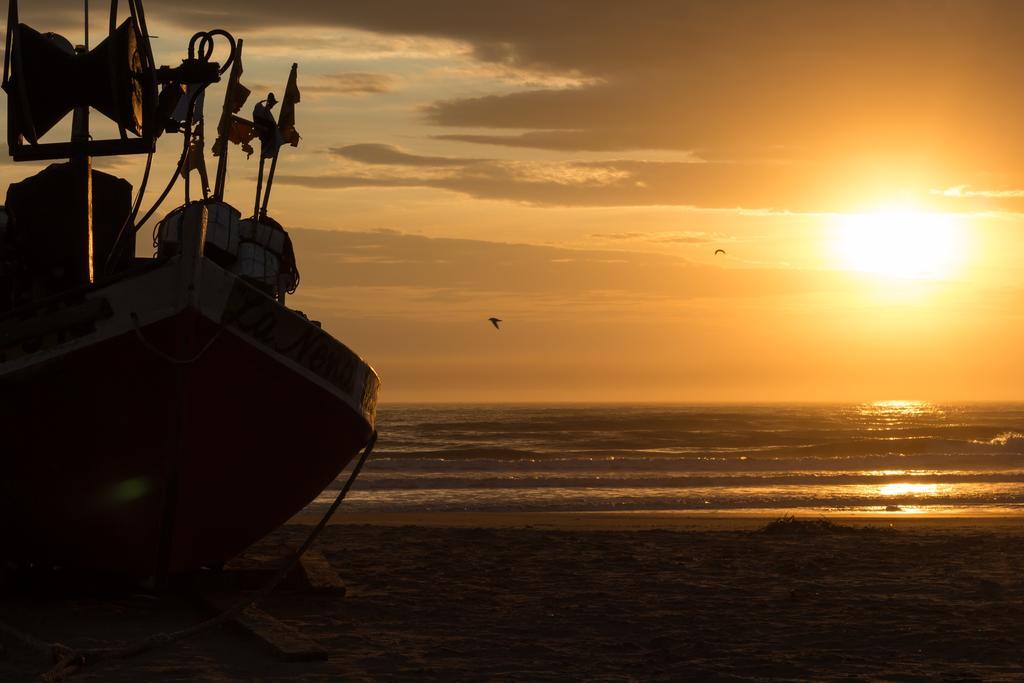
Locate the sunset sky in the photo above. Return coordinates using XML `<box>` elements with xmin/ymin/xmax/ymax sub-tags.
<box><xmin>6</xmin><ymin>0</ymin><xmax>1024</xmax><ymax>402</ymax></box>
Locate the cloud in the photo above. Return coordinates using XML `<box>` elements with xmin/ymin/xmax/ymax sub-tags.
<box><xmin>654</xmin><ymin>232</ymin><xmax>722</xmax><ymax>244</ymax></box>
<box><xmin>590</xmin><ymin>232</ymin><xmax>647</xmax><ymax>241</ymax></box>
<box><xmin>432</xmin><ymin>131</ymin><xmax>637</xmax><ymax>153</ymax></box>
<box><xmin>331</xmin><ymin>143</ymin><xmax>481</xmax><ymax>167</ymax></box>
<box><xmin>249</xmin><ymin>73</ymin><xmax>396</xmax><ymax>99</ymax></box>
<box><xmin>931</xmin><ymin>186</ymin><xmax>1024</xmax><ymax>199</ymax></box>
<box><xmin>305</xmin><ymin>73</ymin><xmax>397</xmax><ymax>95</ymax></box>
<box><xmin>279</xmin><ymin>144</ymin><xmax>1007</xmax><ymax>212</ymax></box>
<box><xmin>591</xmin><ymin>231</ymin><xmax>721</xmax><ymax>245</ymax></box>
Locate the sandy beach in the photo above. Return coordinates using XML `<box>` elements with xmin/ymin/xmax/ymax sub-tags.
<box><xmin>1</xmin><ymin>513</ymin><xmax>1023</xmax><ymax>681</ymax></box>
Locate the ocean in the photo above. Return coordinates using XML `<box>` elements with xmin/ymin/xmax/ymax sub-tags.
<box><xmin>314</xmin><ymin>401</ymin><xmax>1024</xmax><ymax>516</ymax></box>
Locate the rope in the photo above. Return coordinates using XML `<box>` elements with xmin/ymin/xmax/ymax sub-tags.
<box><xmin>1</xmin><ymin>431</ymin><xmax>378</xmax><ymax>682</ymax></box>
<box><xmin>129</xmin><ymin>312</ymin><xmax>223</xmax><ymax>365</ymax></box>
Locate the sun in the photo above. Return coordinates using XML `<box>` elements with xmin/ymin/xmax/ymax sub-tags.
<box><xmin>833</xmin><ymin>207</ymin><xmax>964</xmax><ymax>279</ymax></box>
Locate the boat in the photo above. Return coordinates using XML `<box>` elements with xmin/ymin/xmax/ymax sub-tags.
<box><xmin>0</xmin><ymin>0</ymin><xmax>380</xmax><ymax>578</ymax></box>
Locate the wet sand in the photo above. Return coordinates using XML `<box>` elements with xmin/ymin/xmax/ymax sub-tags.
<box><xmin>2</xmin><ymin>513</ymin><xmax>1024</xmax><ymax>681</ymax></box>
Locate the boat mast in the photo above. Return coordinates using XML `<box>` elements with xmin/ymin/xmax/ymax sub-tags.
<box><xmin>253</xmin><ymin>142</ymin><xmax>266</xmax><ymax>218</ymax></box>
<box><xmin>259</xmin><ymin>149</ymin><xmax>278</xmax><ymax>219</ymax></box>
<box><xmin>73</xmin><ymin>0</ymin><xmax>94</xmax><ymax>283</ymax></box>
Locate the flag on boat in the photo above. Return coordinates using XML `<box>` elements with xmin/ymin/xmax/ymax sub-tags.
<box><xmin>226</xmin><ymin>115</ymin><xmax>257</xmax><ymax>158</ymax></box>
<box><xmin>213</xmin><ymin>38</ymin><xmax>253</xmax><ymax>158</ymax></box>
<box><xmin>278</xmin><ymin>63</ymin><xmax>300</xmax><ymax>148</ymax></box>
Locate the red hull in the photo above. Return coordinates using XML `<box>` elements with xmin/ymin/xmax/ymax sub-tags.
<box><xmin>0</xmin><ymin>260</ymin><xmax>378</xmax><ymax>576</ymax></box>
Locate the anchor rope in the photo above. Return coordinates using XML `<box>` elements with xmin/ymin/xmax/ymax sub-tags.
<box><xmin>0</xmin><ymin>431</ymin><xmax>378</xmax><ymax>682</ymax></box>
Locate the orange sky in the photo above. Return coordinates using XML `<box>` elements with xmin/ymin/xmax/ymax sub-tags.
<box><xmin>5</xmin><ymin>1</ymin><xmax>1024</xmax><ymax>402</ymax></box>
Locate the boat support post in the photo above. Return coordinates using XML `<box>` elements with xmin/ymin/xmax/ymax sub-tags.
<box><xmin>70</xmin><ymin>45</ymin><xmax>94</xmax><ymax>284</ymax></box>
<box><xmin>154</xmin><ymin>202</ymin><xmax>208</xmax><ymax>583</ymax></box>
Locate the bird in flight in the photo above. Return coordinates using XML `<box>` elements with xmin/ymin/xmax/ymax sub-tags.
<box><xmin>488</xmin><ymin>317</ymin><xmax>502</xmax><ymax>330</ymax></box>
<box><xmin>714</xmin><ymin>249</ymin><xmax>726</xmax><ymax>256</ymax></box>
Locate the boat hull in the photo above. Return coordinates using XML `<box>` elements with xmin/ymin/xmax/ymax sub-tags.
<box><xmin>0</xmin><ymin>242</ymin><xmax>379</xmax><ymax>576</ymax></box>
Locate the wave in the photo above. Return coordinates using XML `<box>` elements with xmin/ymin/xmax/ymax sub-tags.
<box><xmin>973</xmin><ymin>431</ymin><xmax>1024</xmax><ymax>446</ymax></box>
<box><xmin>364</xmin><ymin>449</ymin><xmax>1024</xmax><ymax>474</ymax></box>
<box><xmin>315</xmin><ymin>487</ymin><xmax>1024</xmax><ymax>513</ymax></box>
<box><xmin>342</xmin><ymin>471</ymin><xmax>1024</xmax><ymax>491</ymax></box>
<box><xmin>338</xmin><ymin>403</ymin><xmax>1024</xmax><ymax>514</ymax></box>
<box><xmin>375</xmin><ymin>433</ymin><xmax>1024</xmax><ymax>461</ymax></box>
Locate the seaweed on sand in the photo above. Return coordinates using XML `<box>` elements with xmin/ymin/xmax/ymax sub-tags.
<box><xmin>758</xmin><ymin>515</ymin><xmax>888</xmax><ymax>536</ymax></box>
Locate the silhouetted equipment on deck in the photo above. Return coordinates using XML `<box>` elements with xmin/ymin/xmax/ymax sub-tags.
<box><xmin>4</xmin><ymin>163</ymin><xmax>132</xmax><ymax>302</ymax></box>
<box><xmin>156</xmin><ymin>204</ymin><xmax>299</xmax><ymax>303</ymax></box>
<box><xmin>2</xmin><ymin>0</ymin><xmax>225</xmax><ymax>161</ymax></box>
<box><xmin>2</xmin><ymin>2</ymin><xmax>159</xmax><ymax>160</ymax></box>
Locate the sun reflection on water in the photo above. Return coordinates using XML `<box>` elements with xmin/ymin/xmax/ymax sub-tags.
<box><xmin>862</xmin><ymin>400</ymin><xmax>934</xmax><ymax>417</ymax></box>
<box><xmin>879</xmin><ymin>483</ymin><xmax>940</xmax><ymax>497</ymax></box>
<box><xmin>855</xmin><ymin>400</ymin><xmax>946</xmax><ymax>429</ymax></box>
